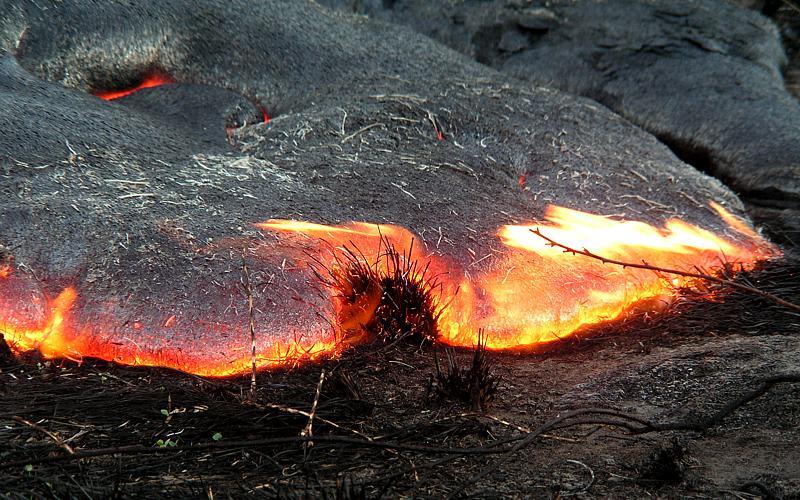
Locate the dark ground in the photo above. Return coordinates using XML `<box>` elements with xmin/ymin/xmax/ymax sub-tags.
<box><xmin>1</xmin><ymin>0</ymin><xmax>799</xmax><ymax>497</ymax></box>
<box><xmin>1</xmin><ymin>256</ymin><xmax>799</xmax><ymax>498</ymax></box>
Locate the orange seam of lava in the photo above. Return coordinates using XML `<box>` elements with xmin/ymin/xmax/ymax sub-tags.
<box><xmin>0</xmin><ymin>203</ymin><xmax>778</xmax><ymax>376</ymax></box>
<box><xmin>94</xmin><ymin>74</ymin><xmax>174</xmax><ymax>101</ymax></box>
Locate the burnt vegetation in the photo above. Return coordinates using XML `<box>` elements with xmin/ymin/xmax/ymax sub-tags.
<box><xmin>638</xmin><ymin>438</ymin><xmax>689</xmax><ymax>485</ymax></box>
<box><xmin>433</xmin><ymin>332</ymin><xmax>499</xmax><ymax>412</ymax></box>
<box><xmin>1</xmin><ymin>258</ymin><xmax>799</xmax><ymax>496</ymax></box>
<box><xmin>314</xmin><ymin>237</ymin><xmax>444</xmax><ymax>346</ymax></box>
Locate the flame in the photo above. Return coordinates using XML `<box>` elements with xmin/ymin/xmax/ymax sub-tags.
<box><xmin>94</xmin><ymin>74</ymin><xmax>175</xmax><ymax>100</ymax></box>
<box><xmin>0</xmin><ymin>203</ymin><xmax>777</xmax><ymax>376</ymax></box>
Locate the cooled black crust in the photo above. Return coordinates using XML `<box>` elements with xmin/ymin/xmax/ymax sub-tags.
<box><xmin>0</xmin><ymin>0</ymin><xmax>757</xmax><ymax>368</ymax></box>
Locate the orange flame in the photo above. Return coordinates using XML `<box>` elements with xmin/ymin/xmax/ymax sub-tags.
<box><xmin>0</xmin><ymin>203</ymin><xmax>777</xmax><ymax>376</ymax></box>
<box><xmin>94</xmin><ymin>74</ymin><xmax>175</xmax><ymax>101</ymax></box>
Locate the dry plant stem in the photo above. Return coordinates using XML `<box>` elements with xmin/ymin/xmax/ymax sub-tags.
<box><xmin>245</xmin><ymin>397</ymin><xmax>374</xmax><ymax>441</ymax></box>
<box><xmin>531</xmin><ymin>228</ymin><xmax>800</xmax><ymax>313</ymax></box>
<box><xmin>780</xmin><ymin>0</ymin><xmax>800</xmax><ymax>15</ymax></box>
<box><xmin>12</xmin><ymin>416</ymin><xmax>75</xmax><ymax>455</ymax></box>
<box><xmin>241</xmin><ymin>254</ymin><xmax>257</xmax><ymax>398</ymax></box>
<box><xmin>447</xmin><ymin>373</ymin><xmax>800</xmax><ymax>498</ymax></box>
<box><xmin>301</xmin><ymin>369</ymin><xmax>326</xmax><ymax>450</ymax></box>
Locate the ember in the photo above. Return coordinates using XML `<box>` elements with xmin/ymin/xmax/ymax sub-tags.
<box><xmin>0</xmin><ymin>203</ymin><xmax>776</xmax><ymax>376</ymax></box>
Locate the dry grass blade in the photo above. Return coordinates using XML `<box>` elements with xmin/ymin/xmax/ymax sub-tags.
<box><xmin>12</xmin><ymin>416</ymin><xmax>75</xmax><ymax>455</ymax></box>
<box><xmin>241</xmin><ymin>252</ymin><xmax>258</xmax><ymax>398</ymax></box>
<box><xmin>301</xmin><ymin>369</ymin><xmax>326</xmax><ymax>451</ymax></box>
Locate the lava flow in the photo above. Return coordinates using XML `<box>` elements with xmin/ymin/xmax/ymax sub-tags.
<box><xmin>0</xmin><ymin>275</ymin><xmax>337</xmax><ymax>377</ymax></box>
<box><xmin>94</xmin><ymin>74</ymin><xmax>175</xmax><ymax>100</ymax></box>
<box><xmin>440</xmin><ymin>202</ymin><xmax>776</xmax><ymax>348</ymax></box>
<box><xmin>0</xmin><ymin>203</ymin><xmax>777</xmax><ymax>376</ymax></box>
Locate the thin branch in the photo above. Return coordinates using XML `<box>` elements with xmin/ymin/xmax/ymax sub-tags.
<box><xmin>12</xmin><ymin>416</ymin><xmax>75</xmax><ymax>456</ymax></box>
<box><xmin>645</xmin><ymin>373</ymin><xmax>800</xmax><ymax>432</ymax></box>
<box><xmin>446</xmin><ymin>373</ymin><xmax>800</xmax><ymax>498</ymax></box>
<box><xmin>246</xmin><ymin>397</ymin><xmax>374</xmax><ymax>441</ymax></box>
<box><xmin>241</xmin><ymin>253</ymin><xmax>258</xmax><ymax>398</ymax></box>
<box><xmin>301</xmin><ymin>369</ymin><xmax>326</xmax><ymax>451</ymax></box>
<box><xmin>530</xmin><ymin>228</ymin><xmax>800</xmax><ymax>313</ymax></box>
<box><xmin>3</xmin><ymin>374</ymin><xmax>797</xmax><ymax>479</ymax></box>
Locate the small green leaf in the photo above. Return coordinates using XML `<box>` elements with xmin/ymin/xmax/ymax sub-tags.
<box><xmin>155</xmin><ymin>439</ymin><xmax>165</xmax><ymax>447</ymax></box>
<box><xmin>24</xmin><ymin>464</ymin><xmax>33</xmax><ymax>472</ymax></box>
<box><xmin>160</xmin><ymin>409</ymin><xmax>169</xmax><ymax>416</ymax></box>
<box><xmin>212</xmin><ymin>432</ymin><xmax>222</xmax><ymax>441</ymax></box>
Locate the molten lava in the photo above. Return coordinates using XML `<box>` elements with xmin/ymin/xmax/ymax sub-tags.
<box><xmin>0</xmin><ymin>279</ymin><xmax>336</xmax><ymax>377</ymax></box>
<box><xmin>441</xmin><ymin>205</ymin><xmax>774</xmax><ymax>348</ymax></box>
<box><xmin>0</xmin><ymin>203</ymin><xmax>777</xmax><ymax>376</ymax></box>
<box><xmin>94</xmin><ymin>74</ymin><xmax>175</xmax><ymax>100</ymax></box>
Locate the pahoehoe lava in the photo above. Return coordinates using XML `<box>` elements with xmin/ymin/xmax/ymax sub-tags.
<box><xmin>0</xmin><ymin>0</ymin><xmax>778</xmax><ymax>375</ymax></box>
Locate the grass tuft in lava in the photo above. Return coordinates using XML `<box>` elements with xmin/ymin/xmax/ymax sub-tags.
<box><xmin>313</xmin><ymin>236</ymin><xmax>444</xmax><ymax>345</ymax></box>
<box><xmin>433</xmin><ymin>331</ymin><xmax>498</xmax><ymax>412</ymax></box>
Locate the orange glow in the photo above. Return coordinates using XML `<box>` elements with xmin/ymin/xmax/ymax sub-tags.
<box><xmin>0</xmin><ymin>265</ymin><xmax>10</xmax><ymax>279</ymax></box>
<box><xmin>0</xmin><ymin>203</ymin><xmax>777</xmax><ymax>376</ymax></box>
<box><xmin>0</xmin><ymin>284</ymin><xmax>338</xmax><ymax>377</ymax></box>
<box><xmin>709</xmin><ymin>201</ymin><xmax>762</xmax><ymax>241</ymax></box>
<box><xmin>94</xmin><ymin>74</ymin><xmax>175</xmax><ymax>100</ymax></box>
<box><xmin>441</xmin><ymin>205</ymin><xmax>776</xmax><ymax>348</ymax></box>
<box><xmin>2</xmin><ymin>287</ymin><xmax>79</xmax><ymax>359</ymax></box>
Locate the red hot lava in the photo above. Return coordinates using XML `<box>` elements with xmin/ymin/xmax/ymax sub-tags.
<box><xmin>0</xmin><ymin>203</ymin><xmax>778</xmax><ymax>376</ymax></box>
<box><xmin>94</xmin><ymin>74</ymin><xmax>175</xmax><ymax>100</ymax></box>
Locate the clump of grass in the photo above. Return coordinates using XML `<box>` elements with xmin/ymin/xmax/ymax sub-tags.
<box><xmin>0</xmin><ymin>333</ymin><xmax>13</xmax><ymax>366</ymax></box>
<box><xmin>639</xmin><ymin>438</ymin><xmax>688</xmax><ymax>485</ymax></box>
<box><xmin>433</xmin><ymin>331</ymin><xmax>498</xmax><ymax>412</ymax></box>
<box><xmin>314</xmin><ymin>237</ymin><xmax>443</xmax><ymax>346</ymax></box>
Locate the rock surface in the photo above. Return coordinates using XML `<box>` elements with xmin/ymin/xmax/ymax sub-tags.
<box><xmin>0</xmin><ymin>0</ymin><xmax>762</xmax><ymax>369</ymax></box>
<box><xmin>324</xmin><ymin>0</ymin><xmax>800</xmax><ymax>207</ymax></box>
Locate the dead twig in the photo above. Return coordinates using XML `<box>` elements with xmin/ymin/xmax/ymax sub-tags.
<box><xmin>530</xmin><ymin>228</ymin><xmax>800</xmax><ymax>313</ymax></box>
<box><xmin>446</xmin><ymin>373</ymin><xmax>800</xmax><ymax>498</ymax></box>
<box><xmin>301</xmin><ymin>369</ymin><xmax>326</xmax><ymax>452</ymax></box>
<box><xmin>4</xmin><ymin>374</ymin><xmax>797</xmax><ymax>480</ymax></box>
<box><xmin>12</xmin><ymin>416</ymin><xmax>75</xmax><ymax>456</ymax></box>
<box><xmin>241</xmin><ymin>253</ymin><xmax>258</xmax><ymax>398</ymax></box>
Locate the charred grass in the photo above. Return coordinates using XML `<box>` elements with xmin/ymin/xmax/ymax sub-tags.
<box><xmin>0</xmin><ymin>257</ymin><xmax>798</xmax><ymax>497</ymax></box>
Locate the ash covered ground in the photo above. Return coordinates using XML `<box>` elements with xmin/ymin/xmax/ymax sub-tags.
<box><xmin>0</xmin><ymin>0</ymin><xmax>798</xmax><ymax>497</ymax></box>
